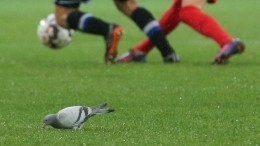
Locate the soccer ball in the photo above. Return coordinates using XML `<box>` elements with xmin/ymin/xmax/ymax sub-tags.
<box><xmin>37</xmin><ymin>13</ymin><xmax>74</xmax><ymax>49</ymax></box>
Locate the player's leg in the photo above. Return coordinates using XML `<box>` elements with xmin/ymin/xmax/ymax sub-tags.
<box><xmin>134</xmin><ymin>0</ymin><xmax>182</xmax><ymax>53</ymax></box>
<box><xmin>116</xmin><ymin>0</ymin><xmax>182</xmax><ymax>63</ymax></box>
<box><xmin>54</xmin><ymin>0</ymin><xmax>123</xmax><ymax>64</ymax></box>
<box><xmin>179</xmin><ymin>0</ymin><xmax>245</xmax><ymax>64</ymax></box>
<box><xmin>124</xmin><ymin>0</ymin><xmax>182</xmax><ymax>62</ymax></box>
<box><xmin>54</xmin><ymin>4</ymin><xmax>78</xmax><ymax>29</ymax></box>
<box><xmin>180</xmin><ymin>0</ymin><xmax>232</xmax><ymax>47</ymax></box>
<box><xmin>114</xmin><ymin>0</ymin><xmax>179</xmax><ymax>63</ymax></box>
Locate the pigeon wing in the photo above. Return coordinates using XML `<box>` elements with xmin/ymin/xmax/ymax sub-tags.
<box><xmin>57</xmin><ymin>106</ymin><xmax>87</xmax><ymax>128</ymax></box>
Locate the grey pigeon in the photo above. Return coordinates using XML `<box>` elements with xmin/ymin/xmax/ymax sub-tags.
<box><xmin>43</xmin><ymin>102</ymin><xmax>114</xmax><ymax>129</ymax></box>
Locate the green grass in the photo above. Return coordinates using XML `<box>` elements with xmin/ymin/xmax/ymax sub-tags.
<box><xmin>0</xmin><ymin>0</ymin><xmax>259</xmax><ymax>145</ymax></box>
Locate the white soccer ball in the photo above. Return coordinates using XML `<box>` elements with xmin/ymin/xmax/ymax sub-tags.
<box><xmin>37</xmin><ymin>13</ymin><xmax>74</xmax><ymax>49</ymax></box>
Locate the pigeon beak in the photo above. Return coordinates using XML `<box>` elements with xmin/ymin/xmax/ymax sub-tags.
<box><xmin>42</xmin><ymin>123</ymin><xmax>46</xmax><ymax>128</ymax></box>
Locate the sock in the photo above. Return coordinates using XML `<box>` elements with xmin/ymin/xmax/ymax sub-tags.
<box><xmin>179</xmin><ymin>6</ymin><xmax>233</xmax><ymax>47</ymax></box>
<box><xmin>130</xmin><ymin>7</ymin><xmax>174</xmax><ymax>57</ymax></box>
<box><xmin>67</xmin><ymin>11</ymin><xmax>110</xmax><ymax>37</ymax></box>
<box><xmin>133</xmin><ymin>0</ymin><xmax>182</xmax><ymax>53</ymax></box>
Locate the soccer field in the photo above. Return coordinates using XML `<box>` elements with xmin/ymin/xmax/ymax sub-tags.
<box><xmin>0</xmin><ymin>0</ymin><xmax>259</xmax><ymax>145</ymax></box>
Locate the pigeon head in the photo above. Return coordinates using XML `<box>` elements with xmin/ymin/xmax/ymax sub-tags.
<box><xmin>43</xmin><ymin>114</ymin><xmax>57</xmax><ymax>126</ymax></box>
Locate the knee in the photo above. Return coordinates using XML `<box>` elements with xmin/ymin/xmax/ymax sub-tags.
<box><xmin>54</xmin><ymin>5</ymin><xmax>78</xmax><ymax>28</ymax></box>
<box><xmin>181</xmin><ymin>0</ymin><xmax>206</xmax><ymax>9</ymax></box>
<box><xmin>179</xmin><ymin>5</ymin><xmax>199</xmax><ymax>20</ymax></box>
<box><xmin>113</xmin><ymin>0</ymin><xmax>139</xmax><ymax>16</ymax></box>
<box><xmin>55</xmin><ymin>14</ymin><xmax>67</xmax><ymax>28</ymax></box>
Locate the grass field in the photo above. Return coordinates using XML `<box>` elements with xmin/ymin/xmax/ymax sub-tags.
<box><xmin>0</xmin><ymin>0</ymin><xmax>259</xmax><ymax>145</ymax></box>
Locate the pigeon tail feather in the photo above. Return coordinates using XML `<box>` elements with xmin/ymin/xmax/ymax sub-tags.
<box><xmin>95</xmin><ymin>109</ymin><xmax>115</xmax><ymax>114</ymax></box>
<box><xmin>90</xmin><ymin>102</ymin><xmax>114</xmax><ymax>115</ymax></box>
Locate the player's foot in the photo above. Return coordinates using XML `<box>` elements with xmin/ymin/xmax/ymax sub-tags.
<box><xmin>213</xmin><ymin>39</ymin><xmax>245</xmax><ymax>64</ymax></box>
<box><xmin>116</xmin><ymin>49</ymin><xmax>146</xmax><ymax>63</ymax></box>
<box><xmin>163</xmin><ymin>52</ymin><xmax>180</xmax><ymax>63</ymax></box>
<box><xmin>105</xmin><ymin>25</ymin><xmax>124</xmax><ymax>64</ymax></box>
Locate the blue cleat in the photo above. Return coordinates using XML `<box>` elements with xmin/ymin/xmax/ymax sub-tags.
<box><xmin>213</xmin><ymin>39</ymin><xmax>245</xmax><ymax>64</ymax></box>
<box><xmin>116</xmin><ymin>49</ymin><xmax>146</xmax><ymax>63</ymax></box>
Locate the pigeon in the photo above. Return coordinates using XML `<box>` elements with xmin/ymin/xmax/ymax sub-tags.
<box><xmin>43</xmin><ymin>102</ymin><xmax>114</xmax><ymax>129</ymax></box>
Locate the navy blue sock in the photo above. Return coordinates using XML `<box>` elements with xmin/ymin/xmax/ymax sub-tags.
<box><xmin>67</xmin><ymin>11</ymin><xmax>109</xmax><ymax>37</ymax></box>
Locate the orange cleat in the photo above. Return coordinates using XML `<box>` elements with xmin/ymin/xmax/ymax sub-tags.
<box><xmin>105</xmin><ymin>25</ymin><xmax>124</xmax><ymax>64</ymax></box>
